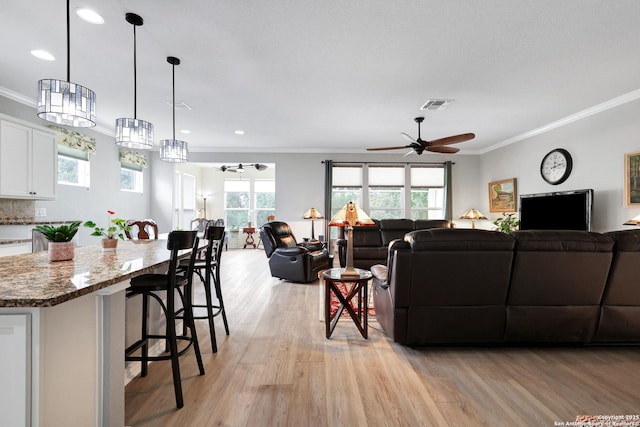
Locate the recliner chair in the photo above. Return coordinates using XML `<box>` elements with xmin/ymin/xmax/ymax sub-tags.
<box><xmin>260</xmin><ymin>221</ymin><xmax>330</xmax><ymax>283</ymax></box>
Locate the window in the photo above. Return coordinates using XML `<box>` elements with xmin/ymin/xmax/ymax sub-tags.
<box><xmin>254</xmin><ymin>180</ymin><xmax>275</xmax><ymax>226</ymax></box>
<box><xmin>368</xmin><ymin>166</ymin><xmax>404</xmax><ymax>219</ymax></box>
<box><xmin>173</xmin><ymin>172</ymin><xmax>196</xmax><ymax>230</ymax></box>
<box><xmin>330</xmin><ymin>163</ymin><xmax>446</xmax><ymax>220</ymax></box>
<box><xmin>410</xmin><ymin>167</ymin><xmax>444</xmax><ymax>219</ymax></box>
<box><xmin>120</xmin><ymin>165</ymin><xmax>143</xmax><ymax>193</ymax></box>
<box><xmin>224</xmin><ymin>180</ymin><xmax>250</xmax><ymax>229</ymax></box>
<box><xmin>57</xmin><ymin>145</ymin><xmax>90</xmax><ymax>187</ymax></box>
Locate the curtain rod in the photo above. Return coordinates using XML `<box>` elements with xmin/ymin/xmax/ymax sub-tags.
<box><xmin>322</xmin><ymin>160</ymin><xmax>454</xmax><ymax>165</ymax></box>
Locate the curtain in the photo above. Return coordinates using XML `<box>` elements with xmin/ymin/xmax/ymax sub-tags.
<box><xmin>119</xmin><ymin>149</ymin><xmax>148</xmax><ymax>169</ymax></box>
<box><xmin>443</xmin><ymin>160</ymin><xmax>453</xmax><ymax>221</ymax></box>
<box><xmin>323</xmin><ymin>160</ymin><xmax>333</xmax><ymax>242</ymax></box>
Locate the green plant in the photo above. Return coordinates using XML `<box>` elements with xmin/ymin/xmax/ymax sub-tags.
<box><xmin>493</xmin><ymin>212</ymin><xmax>520</xmax><ymax>233</ymax></box>
<box><xmin>35</xmin><ymin>221</ymin><xmax>81</xmax><ymax>242</ymax></box>
<box><xmin>84</xmin><ymin>210</ymin><xmax>131</xmax><ymax>240</ymax></box>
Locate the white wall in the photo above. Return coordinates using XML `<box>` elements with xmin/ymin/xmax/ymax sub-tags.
<box><xmin>151</xmin><ymin>151</ymin><xmax>483</xmax><ymax>238</ymax></box>
<box><xmin>479</xmin><ymin>98</ymin><xmax>640</xmax><ymax>232</ymax></box>
<box><xmin>0</xmin><ymin>96</ymin><xmax>152</xmax><ymax>246</ymax></box>
<box><xmin>6</xmin><ymin>91</ymin><xmax>636</xmax><ymax>238</ymax></box>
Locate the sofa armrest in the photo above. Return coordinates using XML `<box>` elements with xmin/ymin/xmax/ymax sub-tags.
<box><xmin>275</xmin><ymin>246</ymin><xmax>307</xmax><ymax>256</ymax></box>
<box><xmin>371</xmin><ymin>264</ymin><xmax>388</xmax><ymax>289</ymax></box>
<box><xmin>299</xmin><ymin>241</ymin><xmax>324</xmax><ymax>252</ymax></box>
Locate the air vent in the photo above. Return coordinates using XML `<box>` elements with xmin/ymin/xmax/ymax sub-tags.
<box><xmin>420</xmin><ymin>99</ymin><xmax>454</xmax><ymax>111</ymax></box>
<box><xmin>165</xmin><ymin>100</ymin><xmax>192</xmax><ymax>111</ymax></box>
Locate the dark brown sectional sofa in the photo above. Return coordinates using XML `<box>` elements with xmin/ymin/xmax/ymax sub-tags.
<box><xmin>336</xmin><ymin>218</ymin><xmax>451</xmax><ymax>270</ymax></box>
<box><xmin>371</xmin><ymin>228</ymin><xmax>640</xmax><ymax>346</ymax></box>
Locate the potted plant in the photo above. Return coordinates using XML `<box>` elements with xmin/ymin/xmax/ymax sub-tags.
<box><xmin>34</xmin><ymin>221</ymin><xmax>81</xmax><ymax>262</ymax></box>
<box><xmin>493</xmin><ymin>212</ymin><xmax>520</xmax><ymax>233</ymax></box>
<box><xmin>84</xmin><ymin>210</ymin><xmax>131</xmax><ymax>251</ymax></box>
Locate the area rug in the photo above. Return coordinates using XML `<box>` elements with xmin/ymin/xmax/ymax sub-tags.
<box><xmin>318</xmin><ymin>278</ymin><xmax>375</xmax><ymax>321</ymax></box>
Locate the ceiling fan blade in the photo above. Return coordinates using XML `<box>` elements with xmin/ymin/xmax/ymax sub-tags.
<box><xmin>429</xmin><ymin>133</ymin><xmax>476</xmax><ymax>146</ymax></box>
<box><xmin>401</xmin><ymin>132</ymin><xmax>416</xmax><ymax>143</ymax></box>
<box><xmin>403</xmin><ymin>149</ymin><xmax>415</xmax><ymax>157</ymax></box>
<box><xmin>366</xmin><ymin>145</ymin><xmax>412</xmax><ymax>151</ymax></box>
<box><xmin>427</xmin><ymin>146</ymin><xmax>460</xmax><ymax>154</ymax></box>
<box><xmin>254</xmin><ymin>163</ymin><xmax>268</xmax><ymax>170</ymax></box>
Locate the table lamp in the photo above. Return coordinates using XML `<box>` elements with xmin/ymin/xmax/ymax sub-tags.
<box><xmin>303</xmin><ymin>207</ymin><xmax>324</xmax><ymax>240</ymax></box>
<box><xmin>329</xmin><ymin>201</ymin><xmax>375</xmax><ymax>277</ymax></box>
<box><xmin>459</xmin><ymin>208</ymin><xmax>487</xmax><ymax>229</ymax></box>
<box><xmin>623</xmin><ymin>214</ymin><xmax>640</xmax><ymax>225</ymax></box>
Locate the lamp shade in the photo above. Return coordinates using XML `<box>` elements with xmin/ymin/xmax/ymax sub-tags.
<box><xmin>329</xmin><ymin>202</ymin><xmax>375</xmax><ymax>227</ymax></box>
<box><xmin>159</xmin><ymin>139</ymin><xmax>188</xmax><ymax>163</ymax></box>
<box><xmin>623</xmin><ymin>214</ymin><xmax>640</xmax><ymax>225</ymax></box>
<box><xmin>459</xmin><ymin>209</ymin><xmax>487</xmax><ymax>220</ymax></box>
<box><xmin>303</xmin><ymin>208</ymin><xmax>324</xmax><ymax>220</ymax></box>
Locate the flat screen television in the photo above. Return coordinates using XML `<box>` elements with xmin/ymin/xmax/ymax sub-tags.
<box><xmin>519</xmin><ymin>189</ymin><xmax>593</xmax><ymax>231</ymax></box>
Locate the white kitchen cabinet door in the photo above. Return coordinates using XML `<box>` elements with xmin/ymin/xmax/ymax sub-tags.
<box><xmin>0</xmin><ymin>120</ymin><xmax>31</xmax><ymax>197</ymax></box>
<box><xmin>0</xmin><ymin>119</ymin><xmax>56</xmax><ymax>200</ymax></box>
<box><xmin>31</xmin><ymin>129</ymin><xmax>56</xmax><ymax>199</ymax></box>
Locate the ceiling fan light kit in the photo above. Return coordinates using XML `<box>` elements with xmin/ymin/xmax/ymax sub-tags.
<box><xmin>367</xmin><ymin>116</ymin><xmax>475</xmax><ymax>155</ymax></box>
<box><xmin>115</xmin><ymin>13</ymin><xmax>154</xmax><ymax>150</ymax></box>
<box><xmin>219</xmin><ymin>163</ymin><xmax>268</xmax><ymax>173</ymax></box>
<box><xmin>160</xmin><ymin>56</ymin><xmax>188</xmax><ymax>162</ymax></box>
<box><xmin>37</xmin><ymin>0</ymin><xmax>96</xmax><ymax>128</ymax></box>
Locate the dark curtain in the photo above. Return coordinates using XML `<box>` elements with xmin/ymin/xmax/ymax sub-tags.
<box><xmin>323</xmin><ymin>160</ymin><xmax>333</xmax><ymax>241</ymax></box>
<box><xmin>444</xmin><ymin>160</ymin><xmax>453</xmax><ymax>221</ymax></box>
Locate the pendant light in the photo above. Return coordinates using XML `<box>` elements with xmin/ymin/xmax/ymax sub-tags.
<box><xmin>115</xmin><ymin>13</ymin><xmax>154</xmax><ymax>149</ymax></box>
<box><xmin>159</xmin><ymin>56</ymin><xmax>188</xmax><ymax>162</ymax></box>
<box><xmin>37</xmin><ymin>0</ymin><xmax>96</xmax><ymax>127</ymax></box>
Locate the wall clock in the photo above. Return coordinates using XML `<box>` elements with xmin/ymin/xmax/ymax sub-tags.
<box><xmin>540</xmin><ymin>148</ymin><xmax>573</xmax><ymax>185</ymax></box>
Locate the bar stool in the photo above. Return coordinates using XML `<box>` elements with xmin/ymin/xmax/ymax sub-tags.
<box><xmin>177</xmin><ymin>225</ymin><xmax>229</xmax><ymax>353</ymax></box>
<box><xmin>125</xmin><ymin>230</ymin><xmax>204</xmax><ymax>409</ymax></box>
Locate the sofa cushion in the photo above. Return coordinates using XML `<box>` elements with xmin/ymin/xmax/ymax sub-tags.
<box><xmin>413</xmin><ymin>219</ymin><xmax>451</xmax><ymax>230</ymax></box>
<box><xmin>602</xmin><ymin>229</ymin><xmax>640</xmax><ymax>304</ymax></box>
<box><xmin>508</xmin><ymin>230</ymin><xmax>613</xmax><ymax>306</ymax></box>
<box><xmin>406</xmin><ymin>228</ymin><xmax>515</xmax><ymax>251</ymax></box>
<box><xmin>351</xmin><ymin>219</ymin><xmax>383</xmax><ymax>247</ymax></box>
<box><xmin>380</xmin><ymin>219</ymin><xmax>415</xmax><ymax>245</ymax></box>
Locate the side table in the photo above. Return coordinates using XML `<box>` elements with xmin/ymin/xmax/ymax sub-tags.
<box><xmin>323</xmin><ymin>267</ymin><xmax>372</xmax><ymax>339</ymax></box>
<box><xmin>242</xmin><ymin>227</ymin><xmax>256</xmax><ymax>248</ymax></box>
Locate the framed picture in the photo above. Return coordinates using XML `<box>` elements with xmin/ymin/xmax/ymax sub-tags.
<box><xmin>625</xmin><ymin>151</ymin><xmax>640</xmax><ymax>206</ymax></box>
<box><xmin>488</xmin><ymin>178</ymin><xmax>517</xmax><ymax>213</ymax></box>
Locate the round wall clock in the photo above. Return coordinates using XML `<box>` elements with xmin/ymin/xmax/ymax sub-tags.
<box><xmin>540</xmin><ymin>148</ymin><xmax>573</xmax><ymax>185</ymax></box>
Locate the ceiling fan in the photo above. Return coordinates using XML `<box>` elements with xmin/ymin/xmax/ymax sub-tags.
<box><xmin>218</xmin><ymin>163</ymin><xmax>268</xmax><ymax>173</ymax></box>
<box><xmin>367</xmin><ymin>117</ymin><xmax>475</xmax><ymax>155</ymax></box>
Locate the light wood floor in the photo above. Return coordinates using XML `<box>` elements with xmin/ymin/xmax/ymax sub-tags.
<box><xmin>125</xmin><ymin>249</ymin><xmax>640</xmax><ymax>426</ymax></box>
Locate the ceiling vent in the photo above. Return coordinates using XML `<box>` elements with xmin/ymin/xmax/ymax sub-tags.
<box><xmin>420</xmin><ymin>99</ymin><xmax>454</xmax><ymax>111</ymax></box>
<box><xmin>165</xmin><ymin>100</ymin><xmax>192</xmax><ymax>111</ymax></box>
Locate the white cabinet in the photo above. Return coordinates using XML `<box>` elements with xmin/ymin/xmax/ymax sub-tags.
<box><xmin>0</xmin><ymin>119</ymin><xmax>56</xmax><ymax>200</ymax></box>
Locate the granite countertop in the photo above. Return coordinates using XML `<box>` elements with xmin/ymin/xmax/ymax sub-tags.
<box><xmin>0</xmin><ymin>218</ymin><xmax>82</xmax><ymax>225</ymax></box>
<box><xmin>0</xmin><ymin>238</ymin><xmax>31</xmax><ymax>245</ymax></box>
<box><xmin>0</xmin><ymin>239</ymin><xmax>177</xmax><ymax>308</ymax></box>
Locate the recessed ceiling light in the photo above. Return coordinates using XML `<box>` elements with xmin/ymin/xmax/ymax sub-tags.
<box><xmin>31</xmin><ymin>50</ymin><xmax>55</xmax><ymax>61</ymax></box>
<box><xmin>234</xmin><ymin>130</ymin><xmax>245</xmax><ymax>135</ymax></box>
<box><xmin>180</xmin><ymin>129</ymin><xmax>191</xmax><ymax>134</ymax></box>
<box><xmin>75</xmin><ymin>8</ymin><xmax>104</xmax><ymax>24</ymax></box>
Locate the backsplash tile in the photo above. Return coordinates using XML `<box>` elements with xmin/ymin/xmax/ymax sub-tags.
<box><xmin>0</xmin><ymin>199</ymin><xmax>35</xmax><ymax>222</ymax></box>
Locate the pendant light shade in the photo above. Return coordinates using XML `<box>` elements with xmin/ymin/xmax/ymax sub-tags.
<box><xmin>115</xmin><ymin>13</ymin><xmax>153</xmax><ymax>149</ymax></box>
<box><xmin>160</xmin><ymin>56</ymin><xmax>188</xmax><ymax>162</ymax></box>
<box><xmin>37</xmin><ymin>0</ymin><xmax>96</xmax><ymax>127</ymax></box>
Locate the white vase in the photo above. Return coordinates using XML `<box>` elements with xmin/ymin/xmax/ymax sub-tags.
<box><xmin>48</xmin><ymin>241</ymin><xmax>75</xmax><ymax>262</ymax></box>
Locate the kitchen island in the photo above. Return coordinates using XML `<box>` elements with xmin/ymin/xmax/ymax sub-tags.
<box><xmin>0</xmin><ymin>239</ymin><xmax>190</xmax><ymax>427</ymax></box>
